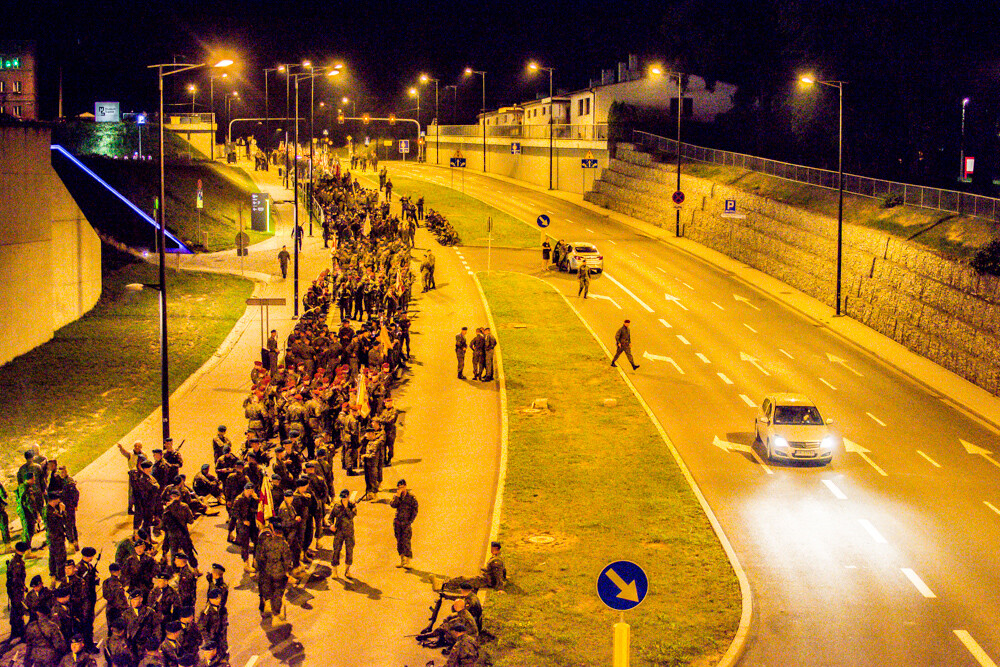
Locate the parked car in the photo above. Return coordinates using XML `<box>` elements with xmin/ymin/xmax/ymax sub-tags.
<box><xmin>561</xmin><ymin>242</ymin><xmax>604</xmax><ymax>273</ymax></box>
<box><xmin>754</xmin><ymin>393</ymin><xmax>836</xmax><ymax>464</ymax></box>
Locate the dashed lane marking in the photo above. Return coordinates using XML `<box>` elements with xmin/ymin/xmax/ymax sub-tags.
<box><xmin>658</xmin><ymin>318</ymin><xmax>672</xmax><ymax>329</ymax></box>
<box><xmin>917</xmin><ymin>450</ymin><xmax>942</xmax><ymax>468</ymax></box>
<box><xmin>739</xmin><ymin>394</ymin><xmax>757</xmax><ymax>407</ymax></box>
<box><xmin>743</xmin><ymin>323</ymin><xmax>758</xmax><ymax>333</ymax></box>
<box><xmin>676</xmin><ymin>335</ymin><xmax>691</xmax><ymax>345</ymax></box>
<box><xmin>858</xmin><ymin>519</ymin><xmax>888</xmax><ymax>544</ymax></box>
<box><xmin>779</xmin><ymin>348</ymin><xmax>794</xmax><ymax>359</ymax></box>
<box><xmin>585</xmin><ymin>228</ymin><xmax>594</xmax><ymax>233</ymax></box>
<box><xmin>696</xmin><ymin>353</ymin><xmax>710</xmax><ymax>363</ymax></box>
<box><xmin>901</xmin><ymin>568</ymin><xmax>936</xmax><ymax>598</ymax></box>
<box><xmin>682</xmin><ymin>281</ymin><xmax>694</xmax><ymax>290</ymax></box>
<box><xmin>954</xmin><ymin>630</ymin><xmax>999</xmax><ymax>667</ymax></box>
<box><xmin>819</xmin><ymin>378</ymin><xmax>837</xmax><ymax>390</ymax></box>
<box><xmin>718</xmin><ymin>373</ymin><xmax>734</xmax><ymax>385</ymax></box>
<box><xmin>712</xmin><ymin>301</ymin><xmax>725</xmax><ymax>310</ymax></box>
<box><xmin>985</xmin><ymin>501</ymin><xmax>1000</xmax><ymax>516</ymax></box>
<box><xmin>866</xmin><ymin>412</ymin><xmax>887</xmax><ymax>426</ymax></box>
<box><xmin>822</xmin><ymin>479</ymin><xmax>848</xmax><ymax>499</ymax></box>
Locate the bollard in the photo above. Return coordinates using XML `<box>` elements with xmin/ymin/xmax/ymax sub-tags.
<box><xmin>613</xmin><ymin>617</ymin><xmax>630</xmax><ymax>667</ymax></box>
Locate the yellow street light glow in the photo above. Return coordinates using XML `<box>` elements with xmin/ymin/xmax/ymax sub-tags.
<box><xmin>342</xmin><ymin>97</ymin><xmax>349</xmax><ymax>104</ymax></box>
<box><xmin>277</xmin><ymin>65</ymin><xmax>285</xmax><ymax>72</ymax></box>
<box><xmin>303</xmin><ymin>60</ymin><xmax>312</xmax><ymax>68</ymax></box>
<box><xmin>801</xmin><ymin>75</ymin><xmax>816</xmax><ymax>84</ymax></box>
<box><xmin>232</xmin><ymin>91</ymin><xmax>239</xmax><ymax>97</ymax></box>
<box><xmin>420</xmin><ymin>74</ymin><xmax>428</xmax><ymax>82</ymax></box>
<box><xmin>409</xmin><ymin>87</ymin><xmax>417</xmax><ymax>96</ymax></box>
<box><xmin>213</xmin><ymin>59</ymin><xmax>233</xmax><ymax>68</ymax></box>
<box><xmin>650</xmin><ymin>66</ymin><xmax>663</xmax><ymax>75</ymax></box>
<box><xmin>187</xmin><ymin>84</ymin><xmax>196</xmax><ymax>92</ymax></box>
<box><xmin>334</xmin><ymin>63</ymin><xmax>344</xmax><ymax>70</ymax></box>
<box><xmin>464</xmin><ymin>67</ymin><xmax>473</xmax><ymax>75</ymax></box>
<box><xmin>327</xmin><ymin>69</ymin><xmax>339</xmax><ymax>76</ymax></box>
<box><xmin>319</xmin><ymin>101</ymin><xmax>325</xmax><ymax>107</ymax></box>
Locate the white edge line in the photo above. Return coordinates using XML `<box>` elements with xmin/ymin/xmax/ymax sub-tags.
<box><xmin>822</xmin><ymin>479</ymin><xmax>848</xmax><ymax>500</ymax></box>
<box><xmin>866</xmin><ymin>412</ymin><xmax>887</xmax><ymax>427</ymax></box>
<box><xmin>819</xmin><ymin>378</ymin><xmax>837</xmax><ymax>390</ymax></box>
<box><xmin>858</xmin><ymin>519</ymin><xmax>888</xmax><ymax>544</ymax></box>
<box><xmin>470</xmin><ymin>274</ymin><xmax>510</xmax><ymax>553</ymax></box>
<box><xmin>743</xmin><ymin>323</ymin><xmax>758</xmax><ymax>333</ymax></box>
<box><xmin>521</xmin><ymin>272</ymin><xmax>753</xmax><ymax>667</ymax></box>
<box><xmin>604</xmin><ymin>272</ymin><xmax>654</xmax><ymax>313</ymax></box>
<box><xmin>954</xmin><ymin>630</ymin><xmax>999</xmax><ymax>667</ymax></box>
<box><xmin>779</xmin><ymin>348</ymin><xmax>793</xmax><ymax>359</ymax></box>
<box><xmin>917</xmin><ymin>450</ymin><xmax>942</xmax><ymax>468</ymax></box>
<box><xmin>985</xmin><ymin>500</ymin><xmax>1000</xmax><ymax>516</ymax></box>
<box><xmin>900</xmin><ymin>568</ymin><xmax>936</xmax><ymax>598</ymax></box>
<box><xmin>718</xmin><ymin>372</ymin><xmax>734</xmax><ymax>385</ymax></box>
<box><xmin>739</xmin><ymin>394</ymin><xmax>757</xmax><ymax>407</ymax></box>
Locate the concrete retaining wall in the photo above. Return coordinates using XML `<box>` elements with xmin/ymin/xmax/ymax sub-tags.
<box><xmin>0</xmin><ymin>125</ymin><xmax>102</xmax><ymax>366</ymax></box>
<box><xmin>585</xmin><ymin>144</ymin><xmax>1000</xmax><ymax>395</ymax></box>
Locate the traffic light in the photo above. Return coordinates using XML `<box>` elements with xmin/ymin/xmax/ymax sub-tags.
<box><xmin>337</xmin><ymin>110</ymin><xmax>344</xmax><ymax>125</ymax></box>
<box><xmin>389</xmin><ymin>114</ymin><xmax>396</xmax><ymax>125</ymax></box>
<box><xmin>363</xmin><ymin>114</ymin><xmax>370</xmax><ymax>125</ymax></box>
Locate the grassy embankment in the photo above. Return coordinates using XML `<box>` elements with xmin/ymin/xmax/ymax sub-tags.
<box><xmin>677</xmin><ymin>160</ymin><xmax>991</xmax><ymax>261</ymax></box>
<box><xmin>0</xmin><ymin>247</ymin><xmax>253</xmax><ymax>479</ymax></box>
<box><xmin>479</xmin><ymin>272</ymin><xmax>740</xmax><ymax>667</ymax></box>
<box><xmin>358</xmin><ymin>172</ymin><xmax>538</xmax><ymax>248</ymax></box>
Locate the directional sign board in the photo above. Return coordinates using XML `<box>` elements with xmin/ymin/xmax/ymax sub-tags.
<box><xmin>246</xmin><ymin>297</ymin><xmax>287</xmax><ymax>307</ymax></box>
<box><xmin>399</xmin><ymin>139</ymin><xmax>410</xmax><ymax>154</ymax></box>
<box><xmin>450</xmin><ymin>157</ymin><xmax>467</xmax><ymax>168</ymax></box>
<box><xmin>250</xmin><ymin>193</ymin><xmax>271</xmax><ymax>232</ymax></box>
<box><xmin>536</xmin><ymin>213</ymin><xmax>551</xmax><ymax>228</ymax></box>
<box><xmin>196</xmin><ymin>179</ymin><xmax>203</xmax><ymax>210</ymax></box>
<box><xmin>597</xmin><ymin>560</ymin><xmax>648</xmax><ymax>611</ymax></box>
<box><xmin>511</xmin><ymin>142</ymin><xmax>522</xmax><ymax>154</ymax></box>
<box><xmin>582</xmin><ymin>158</ymin><xmax>599</xmax><ymax>168</ymax></box>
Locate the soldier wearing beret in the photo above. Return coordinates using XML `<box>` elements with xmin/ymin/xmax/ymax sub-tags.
<box><xmin>102</xmin><ymin>562</ymin><xmax>129</xmax><ymax>628</ymax></box>
<box><xmin>7</xmin><ymin>541</ymin><xmax>28</xmax><ymax>643</ymax></box>
<box><xmin>329</xmin><ymin>489</ymin><xmax>357</xmax><ymax>580</ymax></box>
<box><xmin>177</xmin><ymin>606</ymin><xmax>201</xmax><ymax>657</ymax></box>
<box><xmin>197</xmin><ymin>587</ymin><xmax>228</xmax><ymax>658</ymax></box>
<box><xmin>229</xmin><ymin>484</ymin><xmax>258</xmax><ymax>573</ymax></box>
<box><xmin>159</xmin><ymin>620</ymin><xmax>183</xmax><ymax>667</ymax></box>
<box><xmin>58</xmin><ymin>633</ymin><xmax>94</xmax><ymax>667</ymax></box>
<box><xmin>124</xmin><ymin>588</ymin><xmax>158</xmax><ymax>657</ymax></box>
<box><xmin>212</xmin><ymin>426</ymin><xmax>232</xmax><ymax>463</ymax></box>
<box><xmin>25</xmin><ymin>597</ymin><xmax>66</xmax><ymax>666</ymax></box>
<box><xmin>254</xmin><ymin>517</ymin><xmax>293</xmax><ymax>618</ymax></box>
<box><xmin>103</xmin><ymin>619</ymin><xmax>134</xmax><ymax>667</ymax></box>
<box><xmin>206</xmin><ymin>563</ymin><xmax>229</xmax><ymax>612</ymax></box>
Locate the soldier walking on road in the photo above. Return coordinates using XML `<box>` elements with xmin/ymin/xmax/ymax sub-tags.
<box><xmin>578</xmin><ymin>262</ymin><xmax>591</xmax><ymax>298</ymax></box>
<box><xmin>390</xmin><ymin>479</ymin><xmax>418</xmax><ymax>568</ymax></box>
<box><xmin>329</xmin><ymin>489</ymin><xmax>356</xmax><ymax>579</ymax></box>
<box><xmin>610</xmin><ymin>319</ymin><xmax>639</xmax><ymax>371</ymax></box>
<box><xmin>278</xmin><ymin>246</ymin><xmax>291</xmax><ymax>279</ymax></box>
<box><xmin>455</xmin><ymin>327</ymin><xmax>468</xmax><ymax>380</ymax></box>
<box><xmin>254</xmin><ymin>518</ymin><xmax>293</xmax><ymax>619</ymax></box>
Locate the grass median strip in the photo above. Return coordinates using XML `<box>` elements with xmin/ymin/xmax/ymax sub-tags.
<box><xmin>371</xmin><ymin>174</ymin><xmax>538</xmax><ymax>248</ymax></box>
<box><xmin>479</xmin><ymin>271</ymin><xmax>740</xmax><ymax>667</ymax></box>
<box><xmin>0</xmin><ymin>249</ymin><xmax>254</xmax><ymax>479</ymax></box>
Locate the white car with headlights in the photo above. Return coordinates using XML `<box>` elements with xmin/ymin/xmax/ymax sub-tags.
<box><xmin>754</xmin><ymin>393</ymin><xmax>836</xmax><ymax>464</ymax></box>
<box><xmin>564</xmin><ymin>242</ymin><xmax>603</xmax><ymax>273</ymax></box>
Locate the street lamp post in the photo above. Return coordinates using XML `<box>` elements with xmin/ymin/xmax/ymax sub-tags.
<box><xmin>529</xmin><ymin>62</ymin><xmax>555</xmax><ymax>189</ymax></box>
<box><xmin>409</xmin><ymin>87</ymin><xmax>421</xmax><ymax>161</ymax></box>
<box><xmin>464</xmin><ymin>68</ymin><xmax>486</xmax><ymax>172</ymax></box>
<box><xmin>305</xmin><ymin>65</ymin><xmax>340</xmax><ymax>236</ymax></box>
<box><xmin>421</xmin><ymin>74</ymin><xmax>440</xmax><ymax>164</ymax></box>
<box><xmin>651</xmin><ymin>67</ymin><xmax>684</xmax><ymax>237</ymax></box>
<box><xmin>187</xmin><ymin>84</ymin><xmax>197</xmax><ymax>113</ymax></box>
<box><xmin>960</xmin><ymin>97</ymin><xmax>970</xmax><ymax>181</ymax></box>
<box><xmin>208</xmin><ymin>72</ymin><xmax>227</xmax><ymax>159</ymax></box>
<box><xmin>264</xmin><ymin>66</ymin><xmax>284</xmax><ymax>152</ymax></box>
<box><xmin>147</xmin><ymin>58</ymin><xmax>231</xmax><ymax>440</ymax></box>
<box><xmin>225</xmin><ymin>91</ymin><xmax>239</xmax><ymax>142</ymax></box>
<box><xmin>801</xmin><ymin>76</ymin><xmax>846</xmax><ymax>316</ymax></box>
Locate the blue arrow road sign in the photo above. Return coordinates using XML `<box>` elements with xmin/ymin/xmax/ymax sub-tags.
<box><xmin>597</xmin><ymin>560</ymin><xmax>648</xmax><ymax>611</ymax></box>
<box><xmin>536</xmin><ymin>214</ymin><xmax>551</xmax><ymax>228</ymax></box>
<box><xmin>450</xmin><ymin>157</ymin><xmax>467</xmax><ymax>168</ymax></box>
<box><xmin>511</xmin><ymin>142</ymin><xmax>522</xmax><ymax>154</ymax></box>
<box><xmin>582</xmin><ymin>158</ymin><xmax>599</xmax><ymax>169</ymax></box>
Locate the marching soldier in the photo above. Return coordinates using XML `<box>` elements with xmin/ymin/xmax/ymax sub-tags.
<box><xmin>254</xmin><ymin>517</ymin><xmax>294</xmax><ymax>619</ymax></box>
<box><xmin>389</xmin><ymin>479</ymin><xmax>418</xmax><ymax>568</ymax></box>
<box><xmin>329</xmin><ymin>490</ymin><xmax>356</xmax><ymax>579</ymax></box>
<box><xmin>197</xmin><ymin>587</ymin><xmax>228</xmax><ymax>658</ymax></box>
<box><xmin>610</xmin><ymin>319</ymin><xmax>639</xmax><ymax>370</ymax></box>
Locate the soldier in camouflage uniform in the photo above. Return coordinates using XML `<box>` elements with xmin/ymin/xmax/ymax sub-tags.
<box><xmin>254</xmin><ymin>517</ymin><xmax>294</xmax><ymax>618</ymax></box>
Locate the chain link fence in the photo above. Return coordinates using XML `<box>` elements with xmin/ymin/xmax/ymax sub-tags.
<box><xmin>634</xmin><ymin>130</ymin><xmax>1000</xmax><ymax>222</ymax></box>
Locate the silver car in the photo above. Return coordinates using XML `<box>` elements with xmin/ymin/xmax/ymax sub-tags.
<box><xmin>755</xmin><ymin>393</ymin><xmax>836</xmax><ymax>464</ymax></box>
<box><xmin>566</xmin><ymin>242</ymin><xmax>603</xmax><ymax>273</ymax></box>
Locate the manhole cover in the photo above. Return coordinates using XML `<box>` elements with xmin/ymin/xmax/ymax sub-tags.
<box><xmin>525</xmin><ymin>535</ymin><xmax>555</xmax><ymax>545</ymax></box>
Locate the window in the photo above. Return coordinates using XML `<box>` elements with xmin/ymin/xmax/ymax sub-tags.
<box><xmin>578</xmin><ymin>99</ymin><xmax>584</xmax><ymax>116</ymax></box>
<box><xmin>12</xmin><ymin>105</ymin><xmax>22</xmax><ymax>116</ymax></box>
<box><xmin>0</xmin><ymin>81</ymin><xmax>5</xmax><ymax>93</ymax></box>
<box><xmin>585</xmin><ymin>98</ymin><xmax>591</xmax><ymax>115</ymax></box>
<box><xmin>0</xmin><ymin>106</ymin><xmax>5</xmax><ymax>115</ymax></box>
<box><xmin>13</xmin><ymin>80</ymin><xmax>21</xmax><ymax>93</ymax></box>
<box><xmin>542</xmin><ymin>107</ymin><xmax>547</xmax><ymax>116</ymax></box>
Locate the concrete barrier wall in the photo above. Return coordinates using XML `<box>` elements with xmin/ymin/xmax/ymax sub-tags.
<box><xmin>423</xmin><ymin>134</ymin><xmax>607</xmax><ymax>195</ymax></box>
<box><xmin>585</xmin><ymin>144</ymin><xmax>1000</xmax><ymax>395</ymax></box>
<box><xmin>0</xmin><ymin>125</ymin><xmax>102</xmax><ymax>366</ymax></box>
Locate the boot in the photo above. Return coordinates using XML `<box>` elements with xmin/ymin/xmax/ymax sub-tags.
<box><xmin>431</xmin><ymin>575</ymin><xmax>442</xmax><ymax>592</ymax></box>
<box><xmin>397</xmin><ymin>555</ymin><xmax>405</xmax><ymax>568</ymax></box>
<box><xmin>403</xmin><ymin>556</ymin><xmax>411</xmax><ymax>568</ymax></box>
<box><xmin>332</xmin><ymin>565</ymin><xmax>340</xmax><ymax>579</ymax></box>
<box><xmin>243</xmin><ymin>560</ymin><xmax>255</xmax><ymax>573</ymax></box>
<box><xmin>343</xmin><ymin>565</ymin><xmax>351</xmax><ymax>579</ymax></box>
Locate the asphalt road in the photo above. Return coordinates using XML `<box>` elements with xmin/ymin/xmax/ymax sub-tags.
<box><xmin>392</xmin><ymin>162</ymin><xmax>1000</xmax><ymax>667</ymax></box>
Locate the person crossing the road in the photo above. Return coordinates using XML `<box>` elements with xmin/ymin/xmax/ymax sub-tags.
<box><xmin>610</xmin><ymin>319</ymin><xmax>639</xmax><ymax>370</ymax></box>
<box><xmin>578</xmin><ymin>262</ymin><xmax>591</xmax><ymax>298</ymax></box>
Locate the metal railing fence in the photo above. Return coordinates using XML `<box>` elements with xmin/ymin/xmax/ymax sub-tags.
<box><xmin>633</xmin><ymin>130</ymin><xmax>999</xmax><ymax>222</ymax></box>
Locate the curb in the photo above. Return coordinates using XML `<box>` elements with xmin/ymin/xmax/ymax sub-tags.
<box><xmin>485</xmin><ymin>269</ymin><xmax>753</xmax><ymax>667</ymax></box>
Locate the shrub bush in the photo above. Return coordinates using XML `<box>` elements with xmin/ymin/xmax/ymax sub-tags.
<box><xmin>971</xmin><ymin>238</ymin><xmax>1000</xmax><ymax>276</ymax></box>
<box><xmin>881</xmin><ymin>193</ymin><xmax>904</xmax><ymax>209</ymax></box>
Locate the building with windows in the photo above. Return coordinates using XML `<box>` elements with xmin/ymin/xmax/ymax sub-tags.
<box><xmin>0</xmin><ymin>41</ymin><xmax>38</xmax><ymax>120</ymax></box>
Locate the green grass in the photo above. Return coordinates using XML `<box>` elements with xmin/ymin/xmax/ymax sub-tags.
<box><xmin>677</xmin><ymin>161</ymin><xmax>993</xmax><ymax>261</ymax></box>
<box><xmin>365</xmin><ymin>174</ymin><xmax>539</xmax><ymax>248</ymax></box>
<box><xmin>0</xmin><ymin>249</ymin><xmax>254</xmax><ymax>480</ymax></box>
<box><xmin>480</xmin><ymin>272</ymin><xmax>740</xmax><ymax>667</ymax></box>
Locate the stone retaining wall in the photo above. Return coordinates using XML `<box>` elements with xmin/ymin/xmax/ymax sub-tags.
<box><xmin>585</xmin><ymin>144</ymin><xmax>1000</xmax><ymax>395</ymax></box>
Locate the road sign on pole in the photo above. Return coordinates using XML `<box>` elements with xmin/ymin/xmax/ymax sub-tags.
<box><xmin>450</xmin><ymin>157</ymin><xmax>467</xmax><ymax>168</ymax></box>
<box><xmin>536</xmin><ymin>214</ymin><xmax>551</xmax><ymax>228</ymax></box>
<box><xmin>672</xmin><ymin>190</ymin><xmax>685</xmax><ymax>205</ymax></box>
<box><xmin>399</xmin><ymin>140</ymin><xmax>410</xmax><ymax>154</ymax></box>
<box><xmin>511</xmin><ymin>142</ymin><xmax>521</xmax><ymax>154</ymax></box>
<box><xmin>721</xmin><ymin>198</ymin><xmax>746</xmax><ymax>219</ymax></box>
<box><xmin>196</xmin><ymin>179</ymin><xmax>203</xmax><ymax>209</ymax></box>
<box><xmin>582</xmin><ymin>158</ymin><xmax>599</xmax><ymax>168</ymax></box>
<box><xmin>597</xmin><ymin>560</ymin><xmax>648</xmax><ymax>611</ymax></box>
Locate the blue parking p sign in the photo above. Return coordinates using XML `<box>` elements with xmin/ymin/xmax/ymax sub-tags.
<box><xmin>597</xmin><ymin>560</ymin><xmax>648</xmax><ymax>611</ymax></box>
<box><xmin>725</xmin><ymin>199</ymin><xmax>736</xmax><ymax>213</ymax></box>
<box><xmin>536</xmin><ymin>214</ymin><xmax>551</xmax><ymax>228</ymax></box>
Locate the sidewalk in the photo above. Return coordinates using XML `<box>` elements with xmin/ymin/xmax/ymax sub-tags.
<box><xmin>402</xmin><ymin>163</ymin><xmax>1000</xmax><ymax>433</ymax></box>
<box><xmin>5</xmin><ymin>164</ymin><xmax>503</xmax><ymax>665</ymax></box>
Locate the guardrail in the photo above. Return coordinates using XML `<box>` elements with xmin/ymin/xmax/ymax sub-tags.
<box><xmin>435</xmin><ymin>123</ymin><xmax>608</xmax><ymax>141</ymax></box>
<box><xmin>633</xmin><ymin>130</ymin><xmax>1000</xmax><ymax>222</ymax></box>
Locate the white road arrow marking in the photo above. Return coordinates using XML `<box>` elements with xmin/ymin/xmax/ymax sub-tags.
<box><xmin>826</xmin><ymin>353</ymin><xmax>863</xmax><ymax>377</ymax></box>
<box><xmin>739</xmin><ymin>351</ymin><xmax>770</xmax><ymax>376</ymax></box>
<box><xmin>962</xmin><ymin>439</ymin><xmax>1000</xmax><ymax>470</ymax></box>
<box><xmin>664</xmin><ymin>294</ymin><xmax>688</xmax><ymax>310</ymax></box>
<box><xmin>713</xmin><ymin>435</ymin><xmax>773</xmax><ymax>474</ymax></box>
<box><xmin>954</xmin><ymin>630</ymin><xmax>999</xmax><ymax>667</ymax></box>
<box><xmin>734</xmin><ymin>294</ymin><xmax>761</xmax><ymax>310</ymax></box>
<box><xmin>642</xmin><ymin>351</ymin><xmax>685</xmax><ymax>374</ymax></box>
<box><xmin>589</xmin><ymin>294</ymin><xmax>622</xmax><ymax>309</ymax></box>
<box><xmin>605</xmin><ymin>568</ymin><xmax>639</xmax><ymax>602</ymax></box>
<box><xmin>604</xmin><ymin>272</ymin><xmax>654</xmax><ymax>312</ymax></box>
<box><xmin>844</xmin><ymin>438</ymin><xmax>888</xmax><ymax>476</ymax></box>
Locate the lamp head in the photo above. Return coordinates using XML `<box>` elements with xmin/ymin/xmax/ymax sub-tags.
<box><xmin>303</xmin><ymin>60</ymin><xmax>312</xmax><ymax>68</ymax></box>
<box><xmin>334</xmin><ymin>63</ymin><xmax>344</xmax><ymax>70</ymax></box>
<box><xmin>187</xmin><ymin>84</ymin><xmax>196</xmax><ymax>92</ymax></box>
<box><xmin>963</xmin><ymin>97</ymin><xmax>970</xmax><ymax>105</ymax></box>
<box><xmin>409</xmin><ymin>87</ymin><xmax>417</xmax><ymax>96</ymax></box>
<box><xmin>649</xmin><ymin>66</ymin><xmax>663</xmax><ymax>76</ymax></box>
<box><xmin>420</xmin><ymin>74</ymin><xmax>428</xmax><ymax>83</ymax></box>
<box><xmin>464</xmin><ymin>67</ymin><xmax>473</xmax><ymax>76</ymax></box>
<box><xmin>327</xmin><ymin>69</ymin><xmax>339</xmax><ymax>76</ymax></box>
<box><xmin>213</xmin><ymin>59</ymin><xmax>233</xmax><ymax>68</ymax></box>
<box><xmin>528</xmin><ymin>61</ymin><xmax>539</xmax><ymax>71</ymax></box>
<box><xmin>800</xmin><ymin>75</ymin><xmax>816</xmax><ymax>85</ymax></box>
<box><xmin>277</xmin><ymin>65</ymin><xmax>285</xmax><ymax>73</ymax></box>
<box><xmin>342</xmin><ymin>97</ymin><xmax>349</xmax><ymax>104</ymax></box>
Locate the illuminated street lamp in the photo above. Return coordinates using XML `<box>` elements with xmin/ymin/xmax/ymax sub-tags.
<box><xmin>421</xmin><ymin>74</ymin><xmax>440</xmax><ymax>164</ymax></box>
<box><xmin>464</xmin><ymin>67</ymin><xmax>486</xmax><ymax>171</ymax></box>
<box><xmin>187</xmin><ymin>84</ymin><xmax>197</xmax><ymax>113</ymax></box>
<box><xmin>960</xmin><ymin>97</ymin><xmax>970</xmax><ymax>182</ymax></box>
<box><xmin>528</xmin><ymin>61</ymin><xmax>555</xmax><ymax>189</ymax></box>
<box><xmin>650</xmin><ymin>65</ymin><xmax>684</xmax><ymax>237</ymax></box>
<box><xmin>342</xmin><ymin>96</ymin><xmax>356</xmax><ymax>116</ymax></box>
<box><xmin>800</xmin><ymin>74</ymin><xmax>847</xmax><ymax>316</ymax></box>
<box><xmin>146</xmin><ymin>57</ymin><xmax>232</xmax><ymax>440</ymax></box>
<box><xmin>208</xmin><ymin>71</ymin><xmax>228</xmax><ymax>158</ymax></box>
